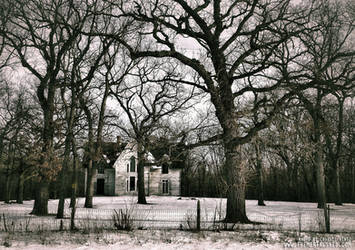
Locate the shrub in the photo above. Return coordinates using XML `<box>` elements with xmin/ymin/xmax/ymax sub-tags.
<box><xmin>112</xmin><ymin>208</ymin><xmax>134</xmax><ymax>231</ymax></box>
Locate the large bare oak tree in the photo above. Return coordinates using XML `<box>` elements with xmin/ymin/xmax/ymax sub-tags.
<box><xmin>103</xmin><ymin>0</ymin><xmax>316</xmax><ymax>222</ymax></box>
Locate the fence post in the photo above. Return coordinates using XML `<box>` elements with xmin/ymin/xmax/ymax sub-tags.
<box><xmin>327</xmin><ymin>205</ymin><xmax>330</xmax><ymax>233</ymax></box>
<box><xmin>3</xmin><ymin>213</ymin><xmax>8</xmax><ymax>232</ymax></box>
<box><xmin>298</xmin><ymin>212</ymin><xmax>302</xmax><ymax>235</ymax></box>
<box><xmin>197</xmin><ymin>200</ymin><xmax>200</xmax><ymax>231</ymax></box>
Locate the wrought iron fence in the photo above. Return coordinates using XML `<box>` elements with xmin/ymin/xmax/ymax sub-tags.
<box><xmin>1</xmin><ymin>207</ymin><xmax>354</xmax><ymax>232</ymax></box>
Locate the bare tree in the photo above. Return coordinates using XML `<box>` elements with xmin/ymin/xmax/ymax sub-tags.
<box><xmin>77</xmin><ymin>39</ymin><xmax>135</xmax><ymax>208</ymax></box>
<box><xmin>323</xmin><ymin>88</ymin><xmax>354</xmax><ymax>205</ymax></box>
<box><xmin>0</xmin><ymin>81</ymin><xmax>39</xmax><ymax>203</ymax></box>
<box><xmin>0</xmin><ymin>0</ymin><xmax>109</xmax><ymax>215</ymax></box>
<box><xmin>110</xmin><ymin>58</ymin><xmax>196</xmax><ymax>204</ymax></box>
<box><xmin>294</xmin><ymin>0</ymin><xmax>354</xmax><ymax>209</ymax></box>
<box><xmin>102</xmin><ymin>0</ymin><xmax>316</xmax><ymax>222</ymax></box>
<box><xmin>264</xmin><ymin>102</ymin><xmax>317</xmax><ymax>202</ymax></box>
<box><xmin>56</xmin><ymin>28</ymin><xmax>118</xmax><ymax>217</ymax></box>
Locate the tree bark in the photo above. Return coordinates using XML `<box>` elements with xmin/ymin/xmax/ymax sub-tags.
<box><xmin>57</xmin><ymin>86</ymin><xmax>77</xmax><ymax>217</ymax></box>
<box><xmin>31</xmin><ymin>181</ymin><xmax>49</xmax><ymax>215</ymax></box>
<box><xmin>57</xmin><ymin>122</ymin><xmax>74</xmax><ymax>216</ymax></box>
<box><xmin>70</xmin><ymin>143</ymin><xmax>79</xmax><ymax>208</ymax></box>
<box><xmin>314</xmin><ymin>126</ymin><xmax>327</xmax><ymax>209</ymax></box>
<box><xmin>255</xmin><ymin>142</ymin><xmax>265</xmax><ymax>206</ymax></box>
<box><xmin>57</xmin><ymin>175</ymin><xmax>65</xmax><ymax>217</ymax></box>
<box><xmin>32</xmin><ymin>79</ymin><xmax>56</xmax><ymax>215</ymax></box>
<box><xmin>300</xmin><ymin>92</ymin><xmax>327</xmax><ymax>209</ymax></box>
<box><xmin>80</xmin><ymin>95</ymin><xmax>95</xmax><ymax>208</ymax></box>
<box><xmin>4</xmin><ymin>141</ymin><xmax>14</xmax><ymax>204</ymax></box>
<box><xmin>84</xmin><ymin>160</ymin><xmax>96</xmax><ymax>208</ymax></box>
<box><xmin>82</xmin><ymin>75</ymin><xmax>109</xmax><ymax>208</ymax></box>
<box><xmin>223</xmin><ymin>142</ymin><xmax>250</xmax><ymax>223</ymax></box>
<box><xmin>137</xmin><ymin>143</ymin><xmax>147</xmax><ymax>204</ymax></box>
<box><xmin>334</xmin><ymin>99</ymin><xmax>344</xmax><ymax>205</ymax></box>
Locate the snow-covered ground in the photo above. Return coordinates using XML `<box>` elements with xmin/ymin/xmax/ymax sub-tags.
<box><xmin>1</xmin><ymin>229</ymin><xmax>354</xmax><ymax>250</ymax></box>
<box><xmin>1</xmin><ymin>196</ymin><xmax>354</xmax><ymax>232</ymax></box>
<box><xmin>0</xmin><ymin>196</ymin><xmax>355</xmax><ymax>249</ymax></box>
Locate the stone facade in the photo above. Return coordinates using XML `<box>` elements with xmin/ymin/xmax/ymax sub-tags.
<box><xmin>94</xmin><ymin>142</ymin><xmax>181</xmax><ymax>196</ymax></box>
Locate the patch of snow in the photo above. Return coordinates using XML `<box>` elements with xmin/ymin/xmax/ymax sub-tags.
<box><xmin>1</xmin><ymin>197</ymin><xmax>355</xmax><ymax>232</ymax></box>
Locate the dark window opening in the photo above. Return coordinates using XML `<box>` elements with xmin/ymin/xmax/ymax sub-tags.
<box><xmin>98</xmin><ymin>166</ymin><xmax>105</xmax><ymax>174</ymax></box>
<box><xmin>162</xmin><ymin>179</ymin><xmax>169</xmax><ymax>194</ymax></box>
<box><xmin>130</xmin><ymin>176</ymin><xmax>136</xmax><ymax>191</ymax></box>
<box><xmin>130</xmin><ymin>156</ymin><xmax>136</xmax><ymax>172</ymax></box>
<box><xmin>162</xmin><ymin>163</ymin><xmax>169</xmax><ymax>174</ymax></box>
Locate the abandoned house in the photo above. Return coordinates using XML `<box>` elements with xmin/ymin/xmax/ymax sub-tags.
<box><xmin>91</xmin><ymin>139</ymin><xmax>182</xmax><ymax>196</ymax></box>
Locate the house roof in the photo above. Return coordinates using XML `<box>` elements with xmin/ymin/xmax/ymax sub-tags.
<box><xmin>84</xmin><ymin>137</ymin><xmax>188</xmax><ymax>170</ymax></box>
<box><xmin>148</xmin><ymin>138</ymin><xmax>188</xmax><ymax>169</ymax></box>
<box><xmin>83</xmin><ymin>140</ymin><xmax>127</xmax><ymax>168</ymax></box>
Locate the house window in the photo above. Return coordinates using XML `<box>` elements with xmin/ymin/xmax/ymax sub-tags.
<box><xmin>98</xmin><ymin>166</ymin><xmax>105</xmax><ymax>174</ymax></box>
<box><xmin>127</xmin><ymin>164</ymin><xmax>129</xmax><ymax>173</ymax></box>
<box><xmin>130</xmin><ymin>156</ymin><xmax>136</xmax><ymax>172</ymax></box>
<box><xmin>162</xmin><ymin>180</ymin><xmax>169</xmax><ymax>194</ymax></box>
<box><xmin>130</xmin><ymin>176</ymin><xmax>136</xmax><ymax>191</ymax></box>
<box><xmin>126</xmin><ymin>179</ymin><xmax>129</xmax><ymax>192</ymax></box>
<box><xmin>162</xmin><ymin>163</ymin><xmax>169</xmax><ymax>174</ymax></box>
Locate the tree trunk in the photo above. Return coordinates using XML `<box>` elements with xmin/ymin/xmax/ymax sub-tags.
<box><xmin>58</xmin><ymin>87</ymin><xmax>77</xmax><ymax>217</ymax></box>
<box><xmin>313</xmin><ymin>114</ymin><xmax>326</xmax><ymax>208</ymax></box>
<box><xmin>137</xmin><ymin>144</ymin><xmax>147</xmax><ymax>204</ymax></box>
<box><xmin>17</xmin><ymin>174</ymin><xmax>24</xmax><ymax>204</ymax></box>
<box><xmin>31</xmin><ymin>181</ymin><xmax>49</xmax><ymax>215</ymax></box>
<box><xmin>334</xmin><ymin>99</ymin><xmax>344</xmax><ymax>205</ymax></box>
<box><xmin>57</xmin><ymin>165</ymin><xmax>67</xmax><ymax>218</ymax></box>
<box><xmin>70</xmin><ymin>148</ymin><xmax>78</xmax><ymax>208</ymax></box>
<box><xmin>334</xmin><ymin>163</ymin><xmax>342</xmax><ymax>205</ymax></box>
<box><xmin>255</xmin><ymin>142</ymin><xmax>265</xmax><ymax>206</ymax></box>
<box><xmin>4</xmin><ymin>142</ymin><xmax>14</xmax><ymax>204</ymax></box>
<box><xmin>57</xmin><ymin>137</ymin><xmax>72</xmax><ymax>218</ymax></box>
<box><xmin>82</xmin><ymin>75</ymin><xmax>108</xmax><ymax>208</ymax></box>
<box><xmin>256</xmin><ymin>161</ymin><xmax>265</xmax><ymax>206</ymax></box>
<box><xmin>223</xmin><ymin>143</ymin><xmax>250</xmax><ymax>223</ymax></box>
<box><xmin>311</xmin><ymin>94</ymin><xmax>327</xmax><ymax>209</ymax></box>
<box><xmin>84</xmin><ymin>160</ymin><xmax>96</xmax><ymax>208</ymax></box>
<box><xmin>32</xmin><ymin>80</ymin><xmax>56</xmax><ymax>216</ymax></box>
<box><xmin>315</xmin><ymin>139</ymin><xmax>327</xmax><ymax>209</ymax></box>
<box><xmin>4</xmin><ymin>169</ymin><xmax>10</xmax><ymax>204</ymax></box>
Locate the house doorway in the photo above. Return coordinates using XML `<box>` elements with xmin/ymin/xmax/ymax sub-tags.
<box><xmin>97</xmin><ymin>179</ymin><xmax>105</xmax><ymax>195</ymax></box>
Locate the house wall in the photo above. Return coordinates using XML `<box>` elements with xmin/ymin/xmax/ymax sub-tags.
<box><xmin>104</xmin><ymin>168</ymin><xmax>115</xmax><ymax>195</ymax></box>
<box><xmin>109</xmin><ymin>141</ymin><xmax>181</xmax><ymax>196</ymax></box>
<box><xmin>113</xmin><ymin>142</ymin><xmax>138</xmax><ymax>195</ymax></box>
<box><xmin>148</xmin><ymin>168</ymin><xmax>181</xmax><ymax>196</ymax></box>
